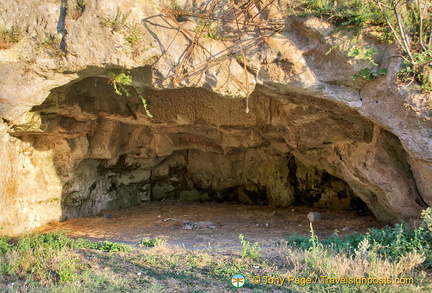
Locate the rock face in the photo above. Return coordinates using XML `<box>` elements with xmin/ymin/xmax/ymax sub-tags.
<box><xmin>0</xmin><ymin>0</ymin><xmax>430</xmax><ymax>235</ymax></box>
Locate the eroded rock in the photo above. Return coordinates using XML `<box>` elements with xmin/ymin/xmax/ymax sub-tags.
<box><xmin>0</xmin><ymin>0</ymin><xmax>430</xmax><ymax>235</ymax></box>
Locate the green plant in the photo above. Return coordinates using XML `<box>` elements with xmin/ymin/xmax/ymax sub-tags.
<box><xmin>107</xmin><ymin>70</ymin><xmax>133</xmax><ymax>96</ymax></box>
<box><xmin>421</xmin><ymin>207</ymin><xmax>432</xmax><ymax>232</ymax></box>
<box><xmin>107</xmin><ymin>70</ymin><xmax>153</xmax><ymax>118</ymax></box>
<box><xmin>98</xmin><ymin>240</ymin><xmax>132</xmax><ymax>252</ymax></box>
<box><xmin>136</xmin><ymin>87</ymin><xmax>153</xmax><ymax>118</ymax></box>
<box><xmin>125</xmin><ymin>23</ymin><xmax>149</xmax><ymax>60</ymax></box>
<box><xmin>102</xmin><ymin>9</ymin><xmax>131</xmax><ymax>32</ymax></box>
<box><xmin>125</xmin><ymin>24</ymin><xmax>142</xmax><ymax>47</ymax></box>
<box><xmin>353</xmin><ymin>67</ymin><xmax>388</xmax><ymax>80</ymax></box>
<box><xmin>57</xmin><ymin>257</ymin><xmax>76</xmax><ymax>283</ymax></box>
<box><xmin>289</xmin><ymin>0</ymin><xmax>432</xmax><ymax>90</ymax></box>
<box><xmin>286</xmin><ymin>209</ymin><xmax>432</xmax><ymax>268</ymax></box>
<box><xmin>374</xmin><ymin>0</ymin><xmax>432</xmax><ymax>89</ymax></box>
<box><xmin>0</xmin><ymin>236</ymin><xmax>12</xmax><ymax>254</ymax></box>
<box><xmin>239</xmin><ymin>234</ymin><xmax>261</xmax><ymax>260</ymax></box>
<box><xmin>347</xmin><ymin>46</ymin><xmax>378</xmax><ymax>64</ymax></box>
<box><xmin>0</xmin><ymin>25</ymin><xmax>21</xmax><ymax>49</ymax></box>
<box><xmin>288</xmin><ymin>0</ymin><xmax>385</xmax><ymax>35</ymax></box>
<box><xmin>195</xmin><ymin>20</ymin><xmax>223</xmax><ymax>40</ymax></box>
<box><xmin>140</xmin><ymin>237</ymin><xmax>165</xmax><ymax>247</ymax></box>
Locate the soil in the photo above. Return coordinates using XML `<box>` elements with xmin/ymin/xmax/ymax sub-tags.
<box><xmin>38</xmin><ymin>201</ymin><xmax>384</xmax><ymax>252</ymax></box>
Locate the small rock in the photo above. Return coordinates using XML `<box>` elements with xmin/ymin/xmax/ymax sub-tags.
<box><xmin>182</xmin><ymin>224</ymin><xmax>193</xmax><ymax>230</ymax></box>
<box><xmin>342</xmin><ymin>226</ymin><xmax>350</xmax><ymax>232</ymax></box>
<box><xmin>307</xmin><ymin>212</ymin><xmax>321</xmax><ymax>222</ymax></box>
<box><xmin>196</xmin><ymin>221</ymin><xmax>215</xmax><ymax>229</ymax></box>
<box><xmin>163</xmin><ymin>218</ymin><xmax>179</xmax><ymax>222</ymax></box>
<box><xmin>102</xmin><ymin>213</ymin><xmax>112</xmax><ymax>219</ymax></box>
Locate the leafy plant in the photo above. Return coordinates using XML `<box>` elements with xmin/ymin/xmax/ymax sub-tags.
<box><xmin>286</xmin><ymin>208</ymin><xmax>432</xmax><ymax>268</ymax></box>
<box><xmin>353</xmin><ymin>67</ymin><xmax>388</xmax><ymax>80</ymax></box>
<box><xmin>288</xmin><ymin>0</ymin><xmax>385</xmax><ymax>35</ymax></box>
<box><xmin>107</xmin><ymin>70</ymin><xmax>153</xmax><ymax>118</ymax></box>
<box><xmin>107</xmin><ymin>70</ymin><xmax>133</xmax><ymax>96</ymax></box>
<box><xmin>374</xmin><ymin>0</ymin><xmax>432</xmax><ymax>89</ymax></box>
<box><xmin>136</xmin><ymin>87</ymin><xmax>153</xmax><ymax>118</ymax></box>
<box><xmin>0</xmin><ymin>236</ymin><xmax>12</xmax><ymax>254</ymax></box>
<box><xmin>289</xmin><ymin>0</ymin><xmax>432</xmax><ymax>90</ymax></box>
<box><xmin>347</xmin><ymin>46</ymin><xmax>378</xmax><ymax>64</ymax></box>
<box><xmin>239</xmin><ymin>234</ymin><xmax>261</xmax><ymax>260</ymax></box>
<box><xmin>98</xmin><ymin>240</ymin><xmax>132</xmax><ymax>252</ymax></box>
<box><xmin>140</xmin><ymin>237</ymin><xmax>165</xmax><ymax>247</ymax></box>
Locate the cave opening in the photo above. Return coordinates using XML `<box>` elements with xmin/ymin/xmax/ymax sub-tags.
<box><xmin>22</xmin><ymin>72</ymin><xmax>378</xmax><ymax>223</ymax></box>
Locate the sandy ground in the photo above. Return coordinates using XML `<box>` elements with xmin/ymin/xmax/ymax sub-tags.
<box><xmin>37</xmin><ymin>201</ymin><xmax>383</xmax><ymax>252</ymax></box>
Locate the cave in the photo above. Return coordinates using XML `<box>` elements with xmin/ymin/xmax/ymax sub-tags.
<box><xmin>8</xmin><ymin>66</ymin><xmax>423</xmax><ymax>230</ymax></box>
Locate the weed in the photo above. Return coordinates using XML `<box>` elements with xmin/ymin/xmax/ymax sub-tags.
<box><xmin>57</xmin><ymin>257</ymin><xmax>76</xmax><ymax>283</ymax></box>
<box><xmin>136</xmin><ymin>87</ymin><xmax>153</xmax><ymax>118</ymax></box>
<box><xmin>106</xmin><ymin>70</ymin><xmax>153</xmax><ymax>118</ymax></box>
<box><xmin>286</xmin><ymin>208</ymin><xmax>432</xmax><ymax>268</ymax></box>
<box><xmin>0</xmin><ymin>236</ymin><xmax>12</xmax><ymax>254</ymax></box>
<box><xmin>288</xmin><ymin>0</ymin><xmax>385</xmax><ymax>35</ymax></box>
<box><xmin>107</xmin><ymin>70</ymin><xmax>133</xmax><ymax>96</ymax></box>
<box><xmin>140</xmin><ymin>237</ymin><xmax>165</xmax><ymax>247</ymax></box>
<box><xmin>69</xmin><ymin>0</ymin><xmax>88</xmax><ymax>19</ymax></box>
<box><xmin>1</xmin><ymin>225</ymin><xmax>431</xmax><ymax>292</ymax></box>
<box><xmin>102</xmin><ymin>9</ymin><xmax>131</xmax><ymax>32</ymax></box>
<box><xmin>196</xmin><ymin>20</ymin><xmax>223</xmax><ymax>40</ymax></box>
<box><xmin>97</xmin><ymin>240</ymin><xmax>132</xmax><ymax>252</ymax></box>
<box><xmin>38</xmin><ymin>33</ymin><xmax>65</xmax><ymax>57</ymax></box>
<box><xmin>239</xmin><ymin>234</ymin><xmax>261</xmax><ymax>260</ymax></box>
<box><xmin>347</xmin><ymin>46</ymin><xmax>378</xmax><ymax>65</ymax></box>
<box><xmin>125</xmin><ymin>24</ymin><xmax>142</xmax><ymax>47</ymax></box>
<box><xmin>125</xmin><ymin>23</ymin><xmax>149</xmax><ymax>60</ymax></box>
<box><xmin>353</xmin><ymin>67</ymin><xmax>388</xmax><ymax>80</ymax></box>
<box><xmin>0</xmin><ymin>25</ymin><xmax>21</xmax><ymax>49</ymax></box>
<box><xmin>289</xmin><ymin>0</ymin><xmax>432</xmax><ymax>90</ymax></box>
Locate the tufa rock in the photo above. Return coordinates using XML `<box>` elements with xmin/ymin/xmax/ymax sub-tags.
<box><xmin>307</xmin><ymin>212</ymin><xmax>322</xmax><ymax>222</ymax></box>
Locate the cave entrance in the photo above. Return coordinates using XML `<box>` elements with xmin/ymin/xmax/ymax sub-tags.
<box><xmin>26</xmin><ymin>73</ymin><xmax>373</xmax><ymax>222</ymax></box>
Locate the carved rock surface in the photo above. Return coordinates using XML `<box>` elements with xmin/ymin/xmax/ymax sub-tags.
<box><xmin>0</xmin><ymin>0</ymin><xmax>430</xmax><ymax>235</ymax></box>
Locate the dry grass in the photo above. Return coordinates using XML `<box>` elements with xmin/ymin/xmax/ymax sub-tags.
<box><xmin>0</xmin><ymin>25</ymin><xmax>21</xmax><ymax>49</ymax></box>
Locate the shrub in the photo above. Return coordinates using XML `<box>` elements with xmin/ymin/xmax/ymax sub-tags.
<box><xmin>0</xmin><ymin>236</ymin><xmax>12</xmax><ymax>254</ymax></box>
<box><xmin>286</xmin><ymin>208</ymin><xmax>432</xmax><ymax>268</ymax></box>
<box><xmin>97</xmin><ymin>240</ymin><xmax>132</xmax><ymax>252</ymax></box>
<box><xmin>289</xmin><ymin>0</ymin><xmax>432</xmax><ymax>90</ymax></box>
<box><xmin>239</xmin><ymin>234</ymin><xmax>261</xmax><ymax>260</ymax></box>
<box><xmin>140</xmin><ymin>237</ymin><xmax>166</xmax><ymax>247</ymax></box>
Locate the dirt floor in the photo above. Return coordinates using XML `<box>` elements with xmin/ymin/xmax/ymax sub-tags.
<box><xmin>38</xmin><ymin>201</ymin><xmax>384</xmax><ymax>252</ymax></box>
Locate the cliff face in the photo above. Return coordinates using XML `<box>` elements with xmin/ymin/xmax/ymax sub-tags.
<box><xmin>0</xmin><ymin>0</ymin><xmax>430</xmax><ymax>235</ymax></box>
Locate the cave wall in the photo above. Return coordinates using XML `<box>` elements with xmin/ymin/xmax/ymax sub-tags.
<box><xmin>0</xmin><ymin>76</ymin><xmax>423</xmax><ymax>233</ymax></box>
<box><xmin>0</xmin><ymin>0</ymin><xmax>430</xmax><ymax>235</ymax></box>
